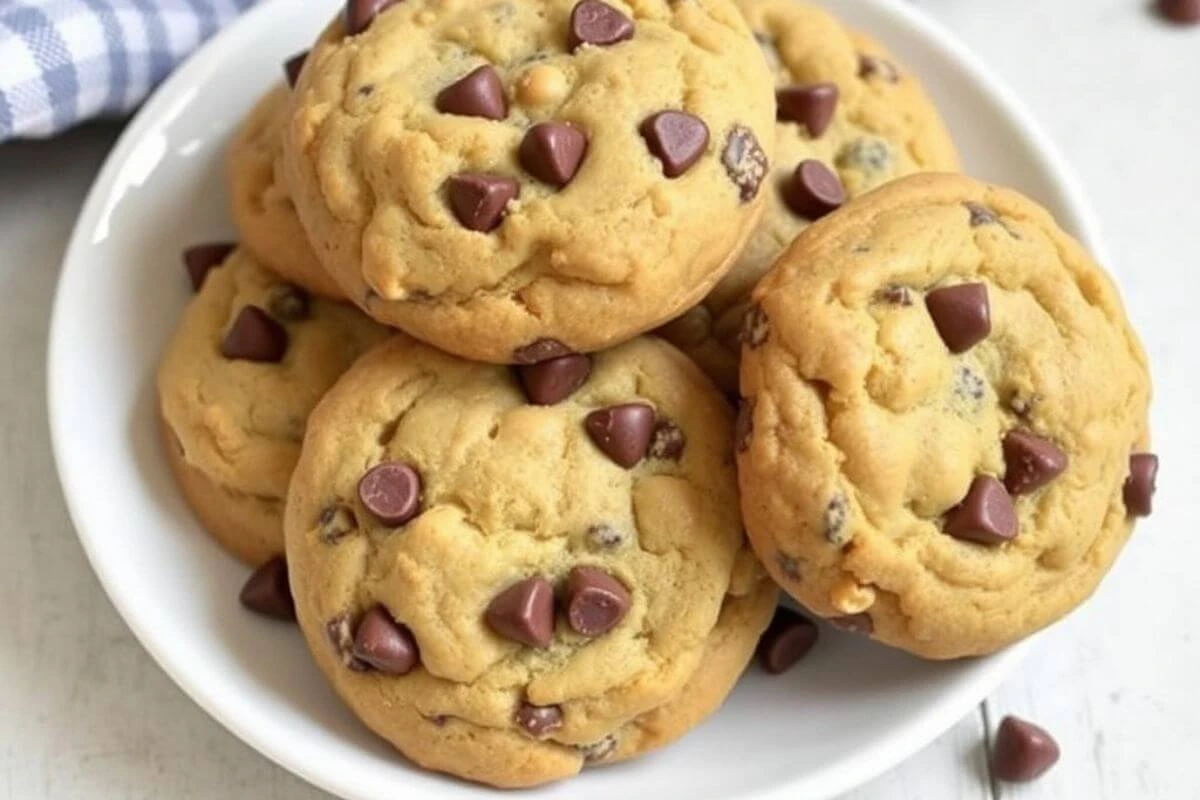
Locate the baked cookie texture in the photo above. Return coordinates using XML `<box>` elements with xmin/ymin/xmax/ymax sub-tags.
<box><xmin>737</xmin><ymin>173</ymin><xmax>1152</xmax><ymax>659</ymax></box>
<box><xmin>659</xmin><ymin>0</ymin><xmax>959</xmax><ymax>391</ymax></box>
<box><xmin>283</xmin><ymin>0</ymin><xmax>776</xmax><ymax>363</ymax></box>
<box><xmin>284</xmin><ymin>335</ymin><xmax>774</xmax><ymax>787</ymax></box>
<box><xmin>227</xmin><ymin>84</ymin><xmax>344</xmax><ymax>299</ymax></box>
<box><xmin>158</xmin><ymin>248</ymin><xmax>387</xmax><ymax>565</ymax></box>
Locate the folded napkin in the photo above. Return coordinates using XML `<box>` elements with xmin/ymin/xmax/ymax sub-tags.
<box><xmin>0</xmin><ymin>0</ymin><xmax>254</xmax><ymax>143</ymax></box>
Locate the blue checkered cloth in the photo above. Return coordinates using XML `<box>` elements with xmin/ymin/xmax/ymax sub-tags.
<box><xmin>0</xmin><ymin>0</ymin><xmax>255</xmax><ymax>142</ymax></box>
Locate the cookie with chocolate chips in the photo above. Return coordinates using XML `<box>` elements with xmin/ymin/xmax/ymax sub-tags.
<box><xmin>282</xmin><ymin>0</ymin><xmax>774</xmax><ymax>363</ymax></box>
<box><xmin>738</xmin><ymin>173</ymin><xmax>1153</xmax><ymax>659</ymax></box>
<box><xmin>226</xmin><ymin>84</ymin><xmax>344</xmax><ymax>299</ymax></box>
<box><xmin>283</xmin><ymin>335</ymin><xmax>774</xmax><ymax>787</ymax></box>
<box><xmin>157</xmin><ymin>247</ymin><xmax>387</xmax><ymax>566</ymax></box>
<box><xmin>656</xmin><ymin>0</ymin><xmax>959</xmax><ymax>392</ymax></box>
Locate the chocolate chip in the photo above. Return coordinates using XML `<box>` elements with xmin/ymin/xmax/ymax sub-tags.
<box><xmin>182</xmin><ymin>242</ymin><xmax>235</xmax><ymax>291</ymax></box>
<box><xmin>735</xmin><ymin>397</ymin><xmax>754</xmax><ymax>453</ymax></box>
<box><xmin>784</xmin><ymin>160</ymin><xmax>845</xmax><ymax>220</ymax></box>
<box><xmin>828</xmin><ymin>612</ymin><xmax>872</xmax><ymax>634</ymax></box>
<box><xmin>358</xmin><ymin>462</ymin><xmax>422</xmax><ymax>526</ymax></box>
<box><xmin>741</xmin><ymin>303</ymin><xmax>768</xmax><ymax>348</ymax></box>
<box><xmin>567</xmin><ymin>0</ymin><xmax>634</xmax><ymax>51</ymax></box>
<box><xmin>435</xmin><ymin>65</ymin><xmax>508</xmax><ymax>120</ymax></box>
<box><xmin>268</xmin><ymin>284</ymin><xmax>311</xmax><ymax>321</ymax></box>
<box><xmin>352</xmin><ymin>604</ymin><xmax>419</xmax><ymax>675</ymax></box>
<box><xmin>319</xmin><ymin>505</ymin><xmax>357</xmax><ymax>543</ymax></box>
<box><xmin>1159</xmin><ymin>0</ymin><xmax>1200</xmax><ymax>23</ymax></box>
<box><xmin>966</xmin><ymin>202</ymin><xmax>997</xmax><ymax>226</ymax></box>
<box><xmin>515</xmin><ymin>703</ymin><xmax>562</xmax><ymax>737</ymax></box>
<box><xmin>640</xmin><ymin>111</ymin><xmax>709</xmax><ymax>178</ymax></box>
<box><xmin>578</xmin><ymin>734</ymin><xmax>618</xmax><ymax>763</ymax></box>
<box><xmin>238</xmin><ymin>557</ymin><xmax>295</xmax><ymax>620</ymax></box>
<box><xmin>584</xmin><ymin>403</ymin><xmax>655</xmax><ymax>468</ymax></box>
<box><xmin>1124</xmin><ymin>452</ymin><xmax>1159</xmax><ymax>517</ymax></box>
<box><xmin>586</xmin><ymin>523</ymin><xmax>625</xmax><ymax>549</ymax></box>
<box><xmin>944</xmin><ymin>475</ymin><xmax>1018</xmax><ymax>544</ymax></box>
<box><xmin>757</xmin><ymin>607</ymin><xmax>818</xmax><ymax>674</ymax></box>
<box><xmin>836</xmin><ymin>137</ymin><xmax>892</xmax><ymax>176</ymax></box>
<box><xmin>647</xmin><ymin>420</ymin><xmax>685</xmax><ymax>461</ymax></box>
<box><xmin>876</xmin><ymin>285</ymin><xmax>913</xmax><ymax>306</ymax></box>
<box><xmin>221</xmin><ymin>306</ymin><xmax>288</xmax><ymax>362</ymax></box>
<box><xmin>776</xmin><ymin>83</ymin><xmax>838</xmax><ymax>138</ymax></box>
<box><xmin>992</xmin><ymin>716</ymin><xmax>1060</xmax><ymax>782</ymax></box>
<box><xmin>327</xmin><ymin>613</ymin><xmax>368</xmax><ymax>671</ymax></box>
<box><xmin>283</xmin><ymin>50</ymin><xmax>308</xmax><ymax>89</ymax></box>
<box><xmin>513</xmin><ymin>338</ymin><xmax>572</xmax><ymax>365</ymax></box>
<box><xmin>485</xmin><ymin>576</ymin><xmax>556</xmax><ymax>648</ymax></box>
<box><xmin>447</xmin><ymin>173</ymin><xmax>519</xmax><ymax>232</ymax></box>
<box><xmin>345</xmin><ymin>0</ymin><xmax>400</xmax><ymax>35</ymax></box>
<box><xmin>517</xmin><ymin>353</ymin><xmax>591</xmax><ymax>404</ymax></box>
<box><xmin>565</xmin><ymin>566</ymin><xmax>630</xmax><ymax>636</ymax></box>
<box><xmin>824</xmin><ymin>493</ymin><xmax>849</xmax><ymax>544</ymax></box>
<box><xmin>721</xmin><ymin>125</ymin><xmax>768</xmax><ymax>202</ymax></box>
<box><xmin>858</xmin><ymin>53</ymin><xmax>900</xmax><ymax>82</ymax></box>
<box><xmin>954</xmin><ymin>365</ymin><xmax>986</xmax><ymax>403</ymax></box>
<box><xmin>925</xmin><ymin>283</ymin><xmax>991</xmax><ymax>353</ymax></box>
<box><xmin>776</xmin><ymin>552</ymin><xmax>801</xmax><ymax>581</ymax></box>
<box><xmin>519</xmin><ymin>122</ymin><xmax>588</xmax><ymax>187</ymax></box>
<box><xmin>1003</xmin><ymin>430</ymin><xmax>1068</xmax><ymax>495</ymax></box>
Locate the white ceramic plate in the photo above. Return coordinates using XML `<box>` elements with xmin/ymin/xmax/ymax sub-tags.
<box><xmin>47</xmin><ymin>1</ymin><xmax>1106</xmax><ymax>798</ymax></box>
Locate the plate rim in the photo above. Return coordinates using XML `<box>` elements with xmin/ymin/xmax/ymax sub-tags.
<box><xmin>45</xmin><ymin>0</ymin><xmax>1104</xmax><ymax>798</ymax></box>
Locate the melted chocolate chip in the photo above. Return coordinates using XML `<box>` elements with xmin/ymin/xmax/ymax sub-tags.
<box><xmin>876</xmin><ymin>285</ymin><xmax>913</xmax><ymax>306</ymax></box>
<box><xmin>858</xmin><ymin>53</ymin><xmax>900</xmax><ymax>82</ymax></box>
<box><xmin>268</xmin><ymin>284</ymin><xmax>310</xmax><ymax>321</ymax></box>
<box><xmin>776</xmin><ymin>552</ymin><xmax>801</xmax><ymax>581</ymax></box>
<box><xmin>327</xmin><ymin>613</ymin><xmax>368</xmax><ymax>671</ymax></box>
<box><xmin>735</xmin><ymin>397</ymin><xmax>754</xmax><ymax>453</ymax></box>
<box><xmin>966</xmin><ymin>202</ymin><xmax>997</xmax><ymax>226</ymax></box>
<box><xmin>721</xmin><ymin>125</ymin><xmax>768</xmax><ymax>202</ymax></box>
<box><xmin>586</xmin><ymin>523</ymin><xmax>625</xmax><ymax>549</ymax></box>
<box><xmin>741</xmin><ymin>303</ymin><xmax>768</xmax><ymax>348</ymax></box>
<box><xmin>824</xmin><ymin>493</ymin><xmax>849</xmax><ymax>544</ymax></box>
<box><xmin>515</xmin><ymin>703</ymin><xmax>563</xmax><ymax>737</ymax></box>
<box><xmin>647</xmin><ymin>419</ymin><xmax>685</xmax><ymax>460</ymax></box>
<box><xmin>578</xmin><ymin>734</ymin><xmax>618</xmax><ymax>763</ymax></box>
<box><xmin>319</xmin><ymin>505</ymin><xmax>357</xmax><ymax>543</ymax></box>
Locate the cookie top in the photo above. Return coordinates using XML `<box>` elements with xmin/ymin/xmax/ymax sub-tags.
<box><xmin>227</xmin><ymin>85</ymin><xmax>345</xmax><ymax>299</ymax></box>
<box><xmin>157</xmin><ymin>247</ymin><xmax>387</xmax><ymax>564</ymax></box>
<box><xmin>284</xmin><ymin>334</ymin><xmax>768</xmax><ymax>786</ymax></box>
<box><xmin>738</xmin><ymin>173</ymin><xmax>1153</xmax><ymax>659</ymax></box>
<box><xmin>658</xmin><ymin>0</ymin><xmax>959</xmax><ymax>391</ymax></box>
<box><xmin>283</xmin><ymin>0</ymin><xmax>775</xmax><ymax>363</ymax></box>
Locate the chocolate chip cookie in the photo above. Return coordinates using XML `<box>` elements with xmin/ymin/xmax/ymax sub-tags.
<box><xmin>738</xmin><ymin>173</ymin><xmax>1154</xmax><ymax>659</ymax></box>
<box><xmin>282</xmin><ymin>0</ymin><xmax>775</xmax><ymax>363</ymax></box>
<box><xmin>158</xmin><ymin>246</ymin><xmax>387</xmax><ymax>565</ymax></box>
<box><xmin>227</xmin><ymin>84</ymin><xmax>344</xmax><ymax>299</ymax></box>
<box><xmin>658</xmin><ymin>0</ymin><xmax>959</xmax><ymax>391</ymax></box>
<box><xmin>284</xmin><ymin>335</ymin><xmax>774</xmax><ymax>787</ymax></box>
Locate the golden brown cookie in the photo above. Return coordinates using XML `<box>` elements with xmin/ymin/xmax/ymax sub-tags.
<box><xmin>738</xmin><ymin>173</ymin><xmax>1154</xmax><ymax>659</ymax></box>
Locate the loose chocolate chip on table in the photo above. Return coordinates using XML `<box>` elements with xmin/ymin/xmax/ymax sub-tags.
<box><xmin>1124</xmin><ymin>452</ymin><xmax>1159</xmax><ymax>517</ymax></box>
<box><xmin>944</xmin><ymin>475</ymin><xmax>1018</xmax><ymax>544</ymax></box>
<box><xmin>283</xmin><ymin>51</ymin><xmax>308</xmax><ymax>89</ymax></box>
<box><xmin>925</xmin><ymin>282</ymin><xmax>991</xmax><ymax>353</ymax></box>
<box><xmin>776</xmin><ymin>83</ymin><xmax>839</xmax><ymax>138</ymax></box>
<box><xmin>435</xmin><ymin>65</ymin><xmax>509</xmax><ymax>120</ymax></box>
<box><xmin>345</xmin><ymin>0</ymin><xmax>400</xmax><ymax>36</ymax></box>
<box><xmin>992</xmin><ymin>715</ymin><xmax>1060</xmax><ymax>783</ymax></box>
<box><xmin>513</xmin><ymin>338</ymin><xmax>573</xmax><ymax>365</ymax></box>
<box><xmin>238</xmin><ymin>556</ymin><xmax>295</xmax><ymax>620</ymax></box>
<box><xmin>516</xmin><ymin>703</ymin><xmax>563</xmax><ymax>737</ymax></box>
<box><xmin>268</xmin><ymin>283</ymin><xmax>311</xmax><ymax>321</ymax></box>
<box><xmin>876</xmin><ymin>285</ymin><xmax>913</xmax><ymax>306</ymax></box>
<box><xmin>578</xmin><ymin>734</ymin><xmax>618</xmax><ymax>763</ymax></box>
<box><xmin>828</xmin><ymin>612</ymin><xmax>873</xmax><ymax>634</ymax></box>
<box><xmin>584</xmin><ymin>403</ymin><xmax>655</xmax><ymax>468</ymax></box>
<box><xmin>647</xmin><ymin>419</ymin><xmax>685</xmax><ymax>461</ymax></box>
<box><xmin>858</xmin><ymin>53</ymin><xmax>900</xmax><ymax>82</ymax></box>
<box><xmin>318</xmin><ymin>504</ymin><xmax>357</xmax><ymax>543</ymax></box>
<box><xmin>640</xmin><ymin>111</ymin><xmax>709</xmax><ymax>178</ymax></box>
<box><xmin>721</xmin><ymin>125</ymin><xmax>769</xmax><ymax>202</ymax></box>
<box><xmin>517</xmin><ymin>353</ymin><xmax>592</xmax><ymax>404</ymax></box>
<box><xmin>182</xmin><ymin>242</ymin><xmax>235</xmax><ymax>291</ymax></box>
<box><xmin>447</xmin><ymin>173</ymin><xmax>519</xmax><ymax>232</ymax></box>
<box><xmin>758</xmin><ymin>607</ymin><xmax>819</xmax><ymax>674</ymax></box>
<box><xmin>358</xmin><ymin>462</ymin><xmax>422</xmax><ymax>526</ymax></box>
<box><xmin>735</xmin><ymin>397</ymin><xmax>754</xmax><ymax>453</ymax></box>
<box><xmin>1003</xmin><ymin>429</ymin><xmax>1068</xmax><ymax>495</ymax></box>
<box><xmin>327</xmin><ymin>613</ymin><xmax>368</xmax><ymax>671</ymax></box>
<box><xmin>824</xmin><ymin>493</ymin><xmax>849</xmax><ymax>544</ymax></box>
<box><xmin>965</xmin><ymin>202</ymin><xmax>997</xmax><ymax>226</ymax></box>
<box><xmin>783</xmin><ymin>160</ymin><xmax>845</xmax><ymax>220</ymax></box>
<box><xmin>567</xmin><ymin>0</ymin><xmax>634</xmax><ymax>51</ymax></box>
<box><xmin>519</xmin><ymin>122</ymin><xmax>588</xmax><ymax>187</ymax></box>
<box><xmin>485</xmin><ymin>576</ymin><xmax>556</xmax><ymax>648</ymax></box>
<box><xmin>586</xmin><ymin>523</ymin><xmax>625</xmax><ymax>549</ymax></box>
<box><xmin>741</xmin><ymin>303</ymin><xmax>769</xmax><ymax>348</ymax></box>
<box><xmin>1159</xmin><ymin>0</ymin><xmax>1200</xmax><ymax>23</ymax></box>
<box><xmin>565</xmin><ymin>566</ymin><xmax>631</xmax><ymax>636</ymax></box>
<box><xmin>352</xmin><ymin>604</ymin><xmax>420</xmax><ymax>674</ymax></box>
<box><xmin>221</xmin><ymin>306</ymin><xmax>288</xmax><ymax>362</ymax></box>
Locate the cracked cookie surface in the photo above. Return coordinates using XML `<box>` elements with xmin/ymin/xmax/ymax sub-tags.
<box><xmin>157</xmin><ymin>248</ymin><xmax>387</xmax><ymax>565</ymax></box>
<box><xmin>738</xmin><ymin>173</ymin><xmax>1152</xmax><ymax>659</ymax></box>
<box><xmin>284</xmin><ymin>334</ymin><xmax>773</xmax><ymax>787</ymax></box>
<box><xmin>283</xmin><ymin>0</ymin><xmax>774</xmax><ymax>363</ymax></box>
<box><xmin>658</xmin><ymin>0</ymin><xmax>959</xmax><ymax>391</ymax></box>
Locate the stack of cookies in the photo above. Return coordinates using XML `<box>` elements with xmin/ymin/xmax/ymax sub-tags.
<box><xmin>156</xmin><ymin>0</ymin><xmax>1156</xmax><ymax>788</ymax></box>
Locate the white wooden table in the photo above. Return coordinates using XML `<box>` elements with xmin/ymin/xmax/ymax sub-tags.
<box><xmin>1</xmin><ymin>1</ymin><xmax>1195</xmax><ymax>797</ymax></box>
